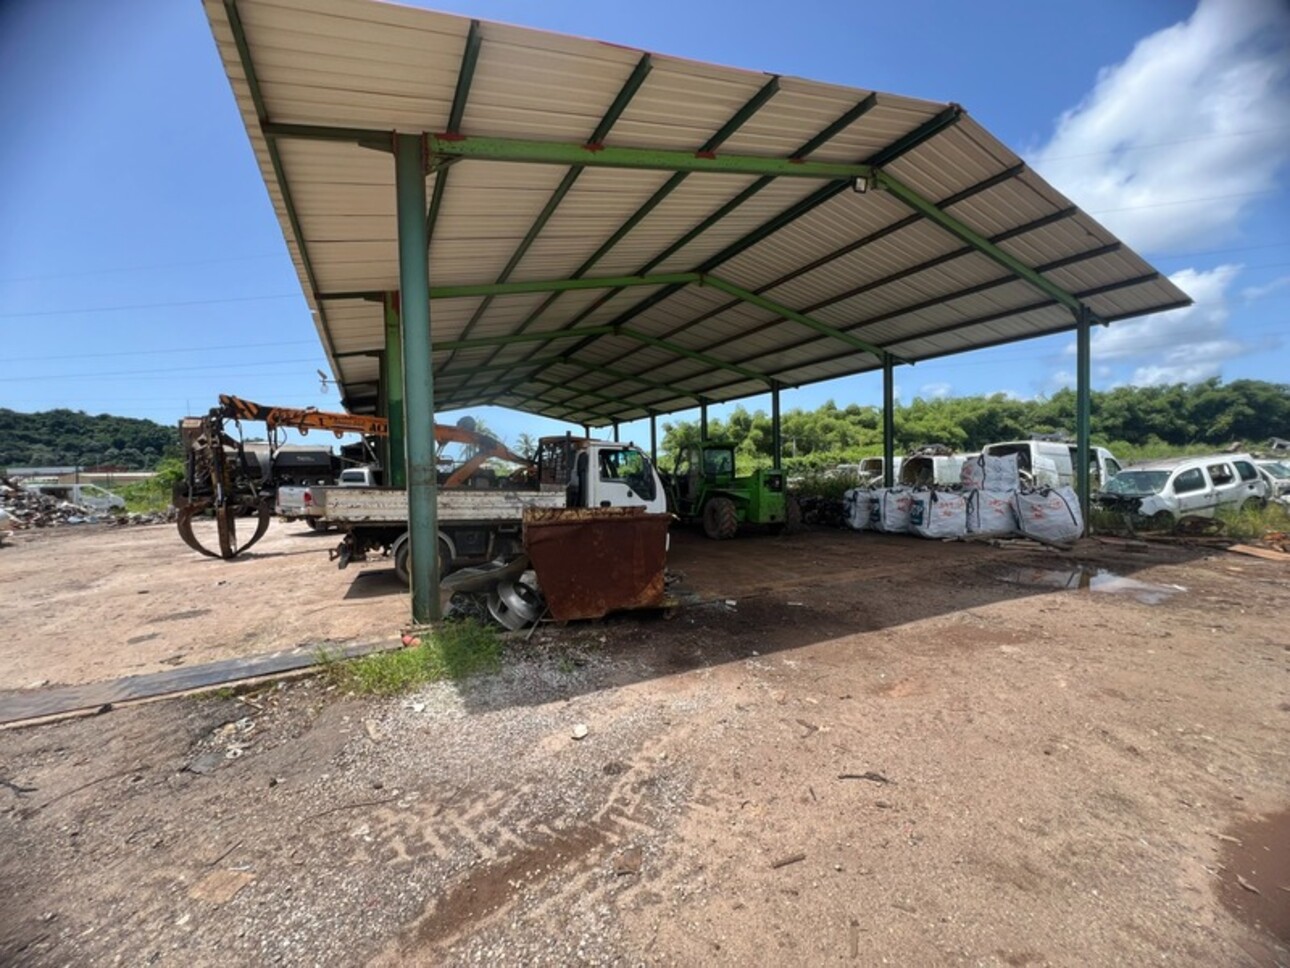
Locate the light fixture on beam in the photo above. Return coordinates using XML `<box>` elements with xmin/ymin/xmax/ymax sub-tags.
<box><xmin>852</xmin><ymin>174</ymin><xmax>870</xmax><ymax>194</ymax></box>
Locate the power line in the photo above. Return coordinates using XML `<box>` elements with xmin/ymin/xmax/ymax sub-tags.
<box><xmin>7</xmin><ymin>339</ymin><xmax>317</xmax><ymax>363</ymax></box>
<box><xmin>1087</xmin><ymin>189</ymin><xmax>1280</xmax><ymax>216</ymax></box>
<box><xmin>0</xmin><ymin>293</ymin><xmax>302</xmax><ymax>319</ymax></box>
<box><xmin>0</xmin><ymin>358</ymin><xmax>323</xmax><ymax>382</ymax></box>
<box><xmin>0</xmin><ymin>252</ymin><xmax>284</xmax><ymax>285</ymax></box>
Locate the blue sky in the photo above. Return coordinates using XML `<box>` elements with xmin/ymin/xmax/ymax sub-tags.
<box><xmin>2</xmin><ymin>0</ymin><xmax>1287</xmax><ymax>454</ymax></box>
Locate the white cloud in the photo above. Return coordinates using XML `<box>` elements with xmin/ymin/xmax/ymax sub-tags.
<box><xmin>1086</xmin><ymin>264</ymin><xmax>1243</xmax><ymax>361</ymax></box>
<box><xmin>1047</xmin><ymin>370</ymin><xmax>1075</xmax><ymax>392</ymax></box>
<box><xmin>920</xmin><ymin>381</ymin><xmax>952</xmax><ymax>399</ymax></box>
<box><xmin>1028</xmin><ymin>0</ymin><xmax>1290</xmax><ymax>253</ymax></box>
<box><xmin>1242</xmin><ymin>273</ymin><xmax>1290</xmax><ymax>302</ymax></box>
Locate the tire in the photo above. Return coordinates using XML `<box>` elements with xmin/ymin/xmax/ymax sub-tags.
<box><xmin>1241</xmin><ymin>497</ymin><xmax>1265</xmax><ymax>512</ymax></box>
<box><xmin>393</xmin><ymin>534</ymin><xmax>451</xmax><ymax>586</ymax></box>
<box><xmin>305</xmin><ymin>517</ymin><xmax>324</xmax><ymax>532</ymax></box>
<box><xmin>768</xmin><ymin>495</ymin><xmax>802</xmax><ymax>535</ymax></box>
<box><xmin>1148</xmin><ymin>511</ymin><xmax>1175</xmax><ymax>532</ymax></box>
<box><xmin>702</xmin><ymin>496</ymin><xmax>739</xmax><ymax>540</ymax></box>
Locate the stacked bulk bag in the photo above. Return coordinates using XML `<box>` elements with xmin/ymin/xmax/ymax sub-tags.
<box><xmin>966</xmin><ymin>489</ymin><xmax>1018</xmax><ymax>535</ymax></box>
<box><xmin>870</xmin><ymin>488</ymin><xmax>914</xmax><ymax>533</ymax></box>
<box><xmin>843</xmin><ymin>488</ymin><xmax>876</xmax><ymax>531</ymax></box>
<box><xmin>909</xmin><ymin>489</ymin><xmax>968</xmax><ymax>539</ymax></box>
<box><xmin>960</xmin><ymin>452</ymin><xmax>1020</xmax><ymax>492</ymax></box>
<box><xmin>1014</xmin><ymin>486</ymin><xmax>1083</xmax><ymax>544</ymax></box>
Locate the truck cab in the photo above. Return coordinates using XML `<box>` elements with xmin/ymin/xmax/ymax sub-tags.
<box><xmin>536</xmin><ymin>436</ymin><xmax>667</xmax><ymax>514</ymax></box>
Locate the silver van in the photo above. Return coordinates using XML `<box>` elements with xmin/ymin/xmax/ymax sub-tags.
<box><xmin>1099</xmin><ymin>454</ymin><xmax>1268</xmax><ymax>523</ymax></box>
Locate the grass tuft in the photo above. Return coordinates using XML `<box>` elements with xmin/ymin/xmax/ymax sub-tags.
<box><xmin>319</xmin><ymin>620</ymin><xmax>501</xmax><ymax>696</ymax></box>
<box><xmin>1214</xmin><ymin>502</ymin><xmax>1290</xmax><ymax>542</ymax></box>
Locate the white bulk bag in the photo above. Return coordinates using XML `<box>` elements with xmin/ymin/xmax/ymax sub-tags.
<box><xmin>966</xmin><ymin>489</ymin><xmax>1018</xmax><ymax>534</ymax></box>
<box><xmin>844</xmin><ymin>488</ymin><xmax>875</xmax><ymax>531</ymax></box>
<box><xmin>960</xmin><ymin>453</ymin><xmax>1020</xmax><ymax>491</ymax></box>
<box><xmin>1014</xmin><ymin>486</ymin><xmax>1084</xmax><ymax>544</ymax></box>
<box><xmin>909</xmin><ymin>489</ymin><xmax>968</xmax><ymax>539</ymax></box>
<box><xmin>871</xmin><ymin>488</ymin><xmax>914</xmax><ymax>533</ymax></box>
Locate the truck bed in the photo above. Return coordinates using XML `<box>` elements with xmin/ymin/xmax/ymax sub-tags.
<box><xmin>310</xmin><ymin>485</ymin><xmax>566</xmax><ymax>525</ymax></box>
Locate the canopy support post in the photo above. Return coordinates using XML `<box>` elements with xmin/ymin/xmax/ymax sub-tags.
<box><xmin>395</xmin><ymin>134</ymin><xmax>439</xmax><ymax>623</ymax></box>
<box><xmin>382</xmin><ymin>292</ymin><xmax>406</xmax><ymax>488</ymax></box>
<box><xmin>882</xmin><ymin>355</ymin><xmax>896</xmax><ymax>488</ymax></box>
<box><xmin>1075</xmin><ymin>305</ymin><xmax>1092</xmax><ymax>535</ymax></box>
<box><xmin>649</xmin><ymin>412</ymin><xmax>658</xmax><ymax>466</ymax></box>
<box><xmin>700</xmin><ymin>401</ymin><xmax>709</xmax><ymax>441</ymax></box>
<box><xmin>771</xmin><ymin>381</ymin><xmax>783</xmax><ymax>468</ymax></box>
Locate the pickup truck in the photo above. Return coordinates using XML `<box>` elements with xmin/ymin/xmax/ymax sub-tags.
<box><xmin>313</xmin><ymin>436</ymin><xmax>668</xmax><ymax>582</ymax></box>
<box><xmin>277</xmin><ymin>466</ymin><xmax>380</xmax><ymax>529</ymax></box>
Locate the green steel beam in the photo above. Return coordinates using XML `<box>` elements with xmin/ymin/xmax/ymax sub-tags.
<box><xmin>550</xmin><ymin>103</ymin><xmax>964</xmax><ymax>367</ymax></box>
<box><xmin>460</xmin><ymin>77</ymin><xmax>784</xmax><ymax>386</ymax></box>
<box><xmin>882</xmin><ymin>356</ymin><xmax>896</xmax><ymax>488</ymax></box>
<box><xmin>224</xmin><ymin>1</ymin><xmax>333</xmax><ymax>360</ymax></box>
<box><xmin>425</xmin><ymin>20</ymin><xmax>481</xmax><ymax>245</ymax></box>
<box><xmin>424</xmin><ymin>133</ymin><xmax>877</xmax><ymax>180</ymax></box>
<box><xmin>538</xmin><ymin>358</ymin><xmax>697</xmax><ymax>415</ymax></box>
<box><xmin>1075</xmin><ymin>304</ymin><xmax>1092</xmax><ymax>534</ymax></box>
<box><xmin>382</xmin><ymin>293</ymin><xmax>406</xmax><ymax>489</ymax></box>
<box><xmin>435</xmin><ymin>354</ymin><xmax>564</xmax><ymax>386</ymax></box>
<box><xmin>618</xmin><ymin>327</ymin><xmax>769</xmax><ymax>384</ymax></box>
<box><xmin>873</xmin><ymin>170</ymin><xmax>1083</xmax><ymax>312</ymax></box>
<box><xmin>702</xmin><ymin>274</ymin><xmax>891</xmax><ymax>361</ymax></box>
<box><xmin>429</xmin><ymin>272</ymin><xmax>698</xmax><ymax>300</ymax></box>
<box><xmin>435</xmin><ymin>326</ymin><xmax>615</xmax><ymax>352</ymax></box>
<box><xmin>444</xmin><ymin>54</ymin><xmax>654</xmax><ymax>367</ymax></box>
<box><xmin>394</xmin><ymin>134</ymin><xmax>440</xmax><ymax>623</ymax></box>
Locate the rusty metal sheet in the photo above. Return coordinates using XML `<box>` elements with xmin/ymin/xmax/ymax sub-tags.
<box><xmin>523</xmin><ymin>507</ymin><xmax>671</xmax><ymax>621</ymax></box>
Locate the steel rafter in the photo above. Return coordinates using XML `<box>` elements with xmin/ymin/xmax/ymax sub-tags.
<box><xmin>544</xmin><ymin>103</ymin><xmax>965</xmax><ymax>366</ymax></box>
<box><xmin>441</xmin><ymin>53</ymin><xmax>654</xmax><ymax>370</ymax></box>
<box><xmin>594</xmin><ymin>165</ymin><xmax>1031</xmax><ymax>368</ymax></box>
<box><xmin>424</xmin><ymin>19</ymin><xmax>481</xmax><ymax>246</ymax></box>
<box><xmin>465</xmin><ymin>77</ymin><xmax>784</xmax><ymax>378</ymax></box>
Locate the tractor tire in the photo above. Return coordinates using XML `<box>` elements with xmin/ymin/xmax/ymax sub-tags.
<box><xmin>770</xmin><ymin>495</ymin><xmax>802</xmax><ymax>535</ymax></box>
<box><xmin>702</xmin><ymin>497</ymin><xmax>739</xmax><ymax>540</ymax></box>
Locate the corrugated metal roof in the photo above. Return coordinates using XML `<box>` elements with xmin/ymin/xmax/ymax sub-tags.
<box><xmin>204</xmin><ymin>0</ymin><xmax>1189</xmax><ymax>426</ymax></box>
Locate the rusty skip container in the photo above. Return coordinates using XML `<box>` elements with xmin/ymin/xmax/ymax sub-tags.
<box><xmin>522</xmin><ymin>506</ymin><xmax>671</xmax><ymax>621</ymax></box>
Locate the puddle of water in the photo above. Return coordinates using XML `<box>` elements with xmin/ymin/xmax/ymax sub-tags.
<box><xmin>1217</xmin><ymin>808</ymin><xmax>1290</xmax><ymax>948</ymax></box>
<box><xmin>998</xmin><ymin>566</ymin><xmax>1185</xmax><ymax>605</ymax></box>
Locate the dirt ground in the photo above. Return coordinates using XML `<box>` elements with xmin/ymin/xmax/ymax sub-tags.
<box><xmin>1</xmin><ymin>522</ymin><xmax>1288</xmax><ymax>966</ymax></box>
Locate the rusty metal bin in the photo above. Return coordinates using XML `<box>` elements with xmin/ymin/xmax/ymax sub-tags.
<box><xmin>523</xmin><ymin>507</ymin><xmax>671</xmax><ymax>621</ymax></box>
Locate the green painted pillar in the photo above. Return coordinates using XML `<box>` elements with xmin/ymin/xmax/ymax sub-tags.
<box><xmin>394</xmin><ymin>133</ymin><xmax>439</xmax><ymax>622</ymax></box>
<box><xmin>1075</xmin><ymin>305</ymin><xmax>1092</xmax><ymax>535</ymax></box>
<box><xmin>382</xmin><ymin>293</ymin><xmax>406</xmax><ymax>488</ymax></box>
<box><xmin>700</xmin><ymin>401</ymin><xmax>709</xmax><ymax>441</ymax></box>
<box><xmin>882</xmin><ymin>354</ymin><xmax>895</xmax><ymax>488</ymax></box>
<box><xmin>771</xmin><ymin>381</ymin><xmax>782</xmax><ymax>469</ymax></box>
<box><xmin>583</xmin><ymin>424</ymin><xmax>591</xmax><ymax>439</ymax></box>
<box><xmin>649</xmin><ymin>412</ymin><xmax>657</xmax><ymax>466</ymax></box>
<box><xmin>613</xmin><ymin>420</ymin><xmax>620</xmax><ymax>443</ymax></box>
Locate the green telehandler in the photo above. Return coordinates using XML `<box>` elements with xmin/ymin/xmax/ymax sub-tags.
<box><xmin>665</xmin><ymin>441</ymin><xmax>797</xmax><ymax>539</ymax></box>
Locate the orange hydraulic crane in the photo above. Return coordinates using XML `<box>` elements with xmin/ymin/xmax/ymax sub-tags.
<box><xmin>176</xmin><ymin>395</ymin><xmax>532</xmax><ymax>559</ymax></box>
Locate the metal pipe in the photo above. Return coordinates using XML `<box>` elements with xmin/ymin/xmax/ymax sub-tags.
<box><xmin>649</xmin><ymin>412</ymin><xmax>657</xmax><ymax>466</ymax></box>
<box><xmin>382</xmin><ymin>293</ymin><xmax>406</xmax><ymax>488</ymax></box>
<box><xmin>882</xmin><ymin>356</ymin><xmax>895</xmax><ymax>488</ymax></box>
<box><xmin>1075</xmin><ymin>306</ymin><xmax>1092</xmax><ymax>534</ymax></box>
<box><xmin>771</xmin><ymin>382</ymin><xmax>782</xmax><ymax>468</ymax></box>
<box><xmin>613</xmin><ymin>421</ymin><xmax>620</xmax><ymax>443</ymax></box>
<box><xmin>394</xmin><ymin>134</ymin><xmax>439</xmax><ymax>622</ymax></box>
<box><xmin>700</xmin><ymin>401</ymin><xmax>709</xmax><ymax>441</ymax></box>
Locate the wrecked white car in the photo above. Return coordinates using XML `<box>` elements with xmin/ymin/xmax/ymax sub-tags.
<box><xmin>1256</xmin><ymin>460</ymin><xmax>1290</xmax><ymax>504</ymax></box>
<box><xmin>1097</xmin><ymin>454</ymin><xmax>1269</xmax><ymax>525</ymax></box>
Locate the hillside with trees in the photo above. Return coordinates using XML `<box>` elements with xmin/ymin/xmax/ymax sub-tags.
<box><xmin>0</xmin><ymin>408</ymin><xmax>179</xmax><ymax>470</ymax></box>
<box><xmin>658</xmin><ymin>379</ymin><xmax>1290</xmax><ymax>471</ymax></box>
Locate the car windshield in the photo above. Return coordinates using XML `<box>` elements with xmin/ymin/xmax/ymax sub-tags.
<box><xmin>1103</xmin><ymin>470</ymin><xmax>1170</xmax><ymax>496</ymax></box>
<box><xmin>1259</xmin><ymin>462</ymin><xmax>1290</xmax><ymax>480</ymax></box>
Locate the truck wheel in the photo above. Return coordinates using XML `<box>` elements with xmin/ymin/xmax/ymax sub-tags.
<box><xmin>702</xmin><ymin>497</ymin><xmax>738</xmax><ymax>540</ymax></box>
<box><xmin>770</xmin><ymin>495</ymin><xmax>802</xmax><ymax>535</ymax></box>
<box><xmin>393</xmin><ymin>535</ymin><xmax>450</xmax><ymax>586</ymax></box>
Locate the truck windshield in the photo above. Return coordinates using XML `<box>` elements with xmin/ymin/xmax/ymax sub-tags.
<box><xmin>1103</xmin><ymin>470</ymin><xmax>1170</xmax><ymax>496</ymax></box>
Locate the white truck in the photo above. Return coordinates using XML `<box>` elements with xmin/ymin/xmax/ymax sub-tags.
<box><xmin>312</xmin><ymin>435</ymin><xmax>668</xmax><ymax>583</ymax></box>
<box><xmin>982</xmin><ymin>439</ymin><xmax>1121</xmax><ymax>490</ymax></box>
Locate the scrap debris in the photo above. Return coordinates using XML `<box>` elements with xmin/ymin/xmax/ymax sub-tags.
<box><xmin>0</xmin><ymin>477</ymin><xmax>172</xmax><ymax>529</ymax></box>
<box><xmin>838</xmin><ymin>771</ymin><xmax>893</xmax><ymax>784</ymax></box>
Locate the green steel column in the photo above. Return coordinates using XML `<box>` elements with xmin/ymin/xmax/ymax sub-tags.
<box><xmin>649</xmin><ymin>412</ymin><xmax>657</xmax><ymax>466</ymax></box>
<box><xmin>882</xmin><ymin>355</ymin><xmax>896</xmax><ymax>488</ymax></box>
<box><xmin>613</xmin><ymin>420</ymin><xmax>620</xmax><ymax>443</ymax></box>
<box><xmin>382</xmin><ymin>293</ymin><xmax>406</xmax><ymax>488</ymax></box>
<box><xmin>375</xmin><ymin>352</ymin><xmax>388</xmax><ymax>477</ymax></box>
<box><xmin>771</xmin><ymin>382</ymin><xmax>782</xmax><ymax>468</ymax></box>
<box><xmin>394</xmin><ymin>134</ymin><xmax>439</xmax><ymax>622</ymax></box>
<box><xmin>583</xmin><ymin>424</ymin><xmax>591</xmax><ymax>439</ymax></box>
<box><xmin>1075</xmin><ymin>306</ymin><xmax>1092</xmax><ymax>535</ymax></box>
<box><xmin>700</xmin><ymin>401</ymin><xmax>709</xmax><ymax>441</ymax></box>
